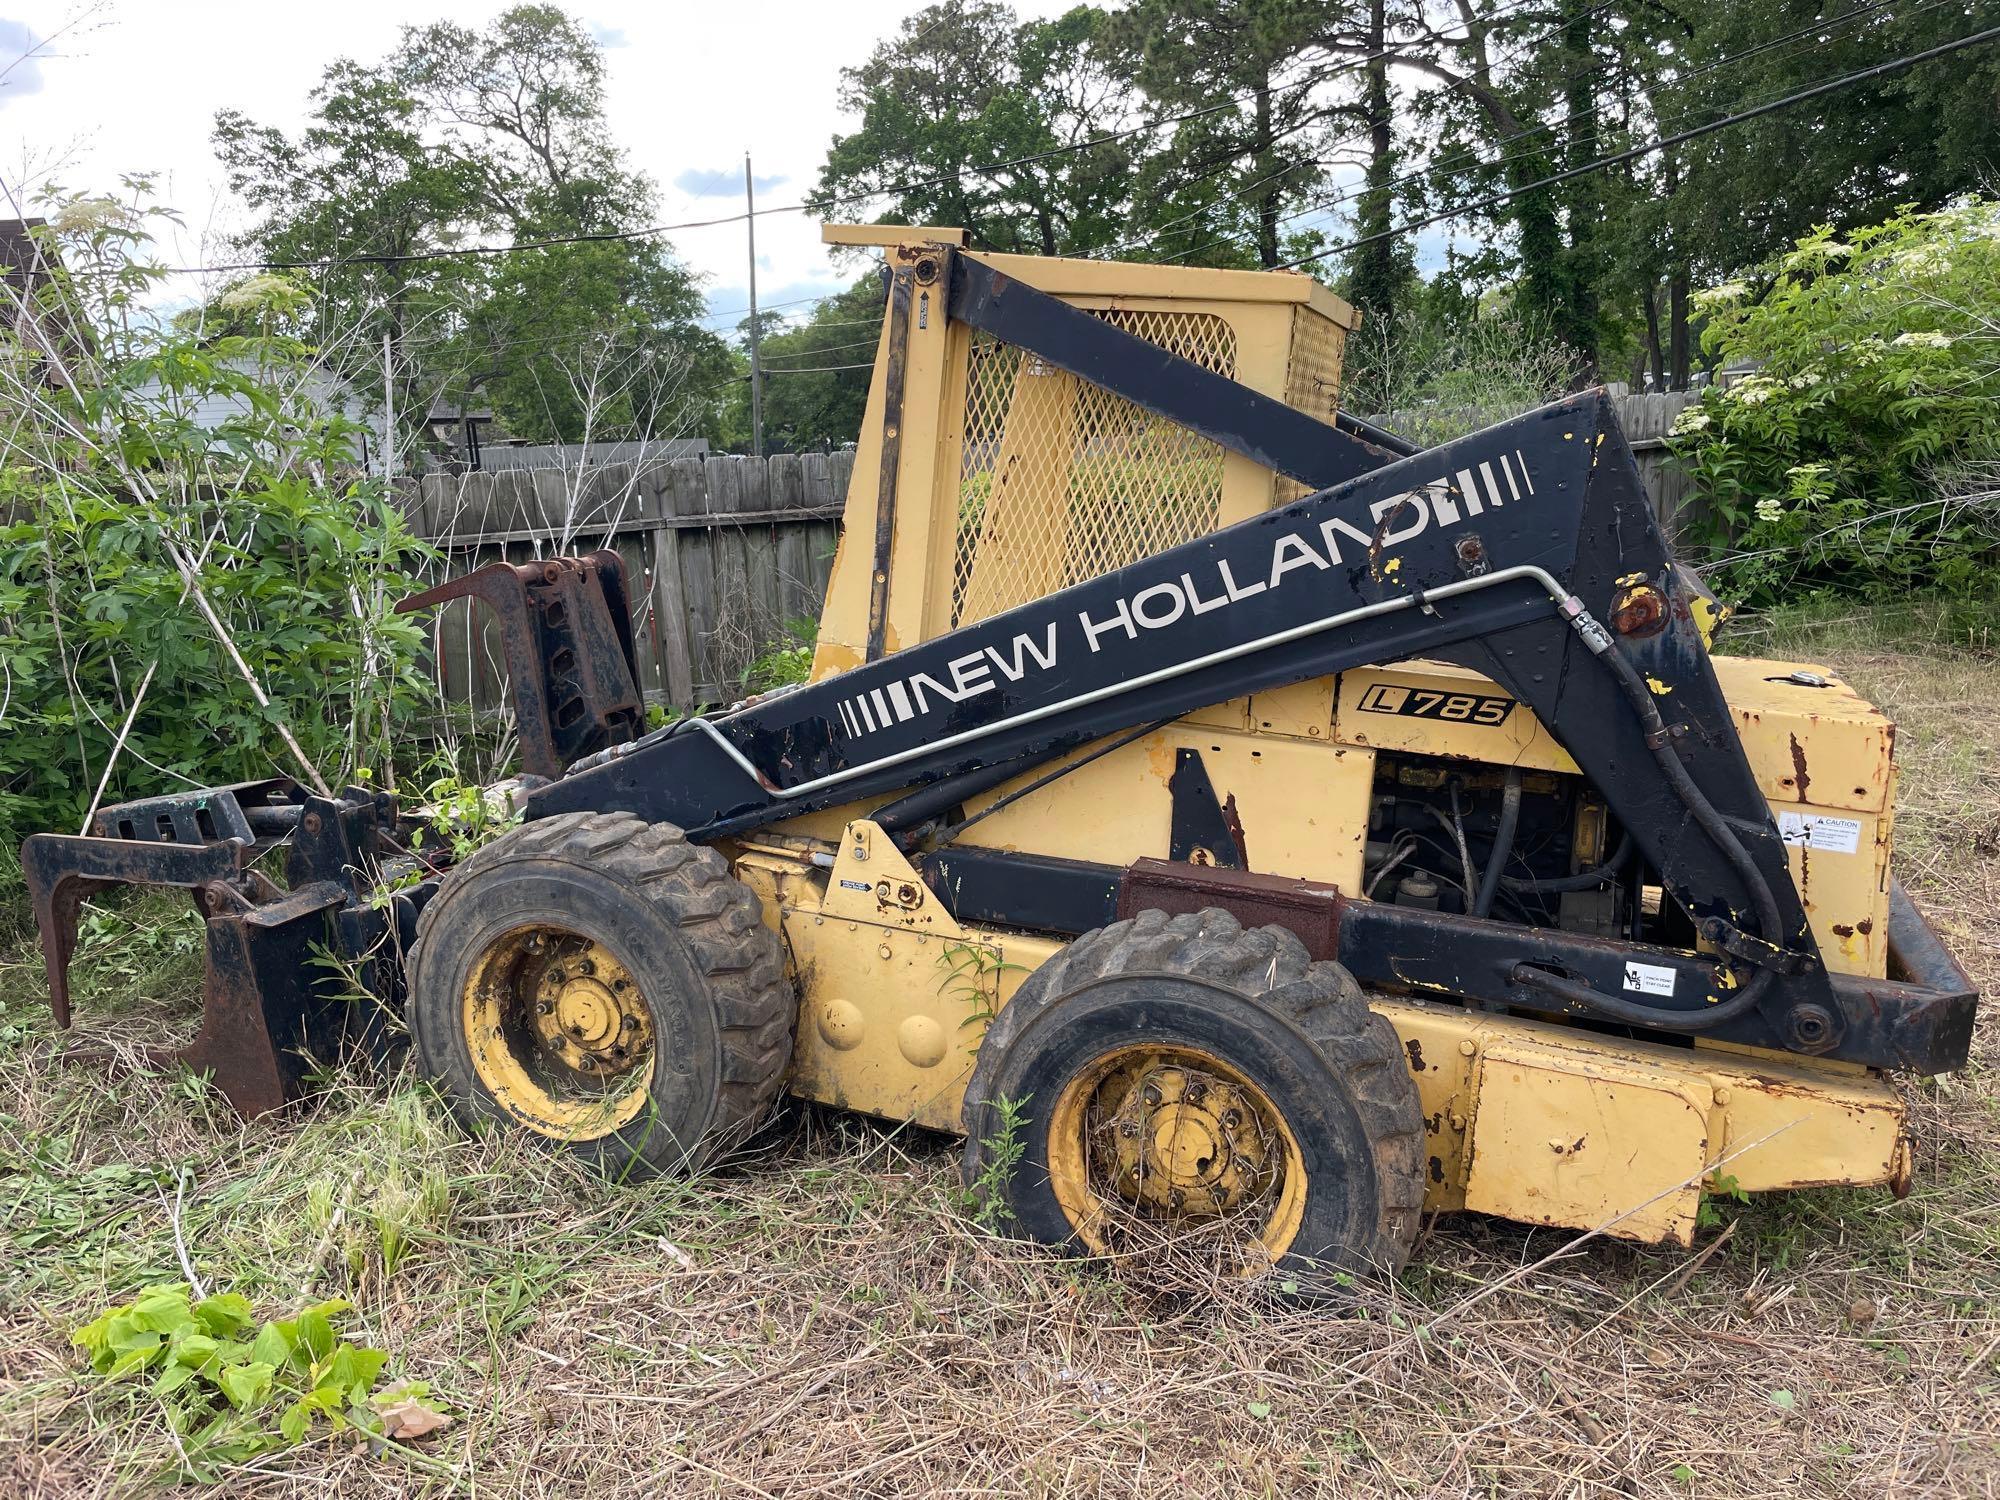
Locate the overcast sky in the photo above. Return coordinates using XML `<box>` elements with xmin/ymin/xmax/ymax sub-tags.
<box><xmin>0</xmin><ymin>1</ymin><xmax>1083</xmax><ymax>331</ymax></box>
<box><xmin>0</xmin><ymin>1</ymin><xmax>1443</xmax><ymax>335</ymax></box>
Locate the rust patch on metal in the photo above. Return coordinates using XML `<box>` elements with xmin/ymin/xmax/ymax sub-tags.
<box><xmin>1608</xmin><ymin>581</ymin><xmax>1667</xmax><ymax>638</ymax></box>
<box><xmin>1221</xmin><ymin>792</ymin><xmax>1249</xmax><ymax>868</ymax></box>
<box><xmin>1788</xmin><ymin>733</ymin><xmax>1812</xmax><ymax>799</ymax></box>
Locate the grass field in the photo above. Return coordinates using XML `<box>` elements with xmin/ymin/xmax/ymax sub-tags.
<box><xmin>2</xmin><ymin>605</ymin><xmax>1996</xmax><ymax>1498</ymax></box>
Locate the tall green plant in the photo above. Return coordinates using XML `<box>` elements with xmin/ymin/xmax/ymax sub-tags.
<box><xmin>1668</xmin><ymin>200</ymin><xmax>2000</xmax><ymax>607</ymax></box>
<box><xmin>0</xmin><ymin>187</ymin><xmax>435</xmax><ymax>842</ymax></box>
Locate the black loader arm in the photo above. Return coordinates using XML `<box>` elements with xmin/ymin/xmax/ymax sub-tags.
<box><xmin>515</xmin><ymin>260</ymin><xmax>1973</xmax><ymax>1074</ymax></box>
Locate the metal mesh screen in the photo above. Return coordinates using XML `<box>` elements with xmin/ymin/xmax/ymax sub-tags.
<box><xmin>953</xmin><ymin>310</ymin><xmax>1238</xmax><ymax>626</ymax></box>
<box><xmin>1276</xmin><ymin>307</ymin><xmax>1349</xmax><ymax>506</ymax></box>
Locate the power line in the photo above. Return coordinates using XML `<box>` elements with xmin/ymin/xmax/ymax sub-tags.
<box><xmin>1144</xmin><ymin>0</ymin><xmax>1919</xmax><ymax>268</ymax></box>
<box><xmin>761</xmin><ymin>360</ymin><xmax>875</xmax><ymax>375</ymax></box>
<box><xmin>158</xmin><ymin>41</ymin><xmax>1354</xmax><ymax>279</ymax></box>
<box><xmin>1279</xmin><ymin>21</ymin><xmax>2000</xmax><ymax>269</ymax></box>
<box><xmin>1257</xmin><ymin>0</ymin><xmax>1934</xmax><ymax>254</ymax></box>
<box><xmin>759</xmin><ymin>333</ymin><xmax>882</xmax><ymax>358</ymax></box>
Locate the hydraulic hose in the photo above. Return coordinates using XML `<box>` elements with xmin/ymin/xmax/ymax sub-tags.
<box><xmin>1501</xmin><ymin>829</ymin><xmax>1633</xmax><ymax>894</ymax></box>
<box><xmin>1427</xmin><ymin>797</ymin><xmax>1477</xmax><ymax>905</ymax></box>
<box><xmin>1511</xmin><ymin>599</ymin><xmax>1790</xmax><ymax>1033</ymax></box>
<box><xmin>1472</xmin><ymin>768</ymin><xmax>1521</xmax><ymax>919</ymax></box>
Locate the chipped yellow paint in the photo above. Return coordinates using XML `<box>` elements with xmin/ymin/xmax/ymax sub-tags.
<box><xmin>1383</xmin><ymin>556</ymin><xmax>1402</xmax><ymax>574</ymax></box>
<box><xmin>1689</xmin><ymin>591</ymin><xmax>1729</xmax><ymax>648</ymax></box>
<box><xmin>755</xmin><ymin>237</ymin><xmax>1910</xmax><ymax>1250</ymax></box>
<box><xmin>1615</xmin><ymin>571</ymin><xmax>1648</xmax><ymax>588</ymax></box>
<box><xmin>1647</xmin><ymin>675</ymin><xmax>1672</xmax><ymax>696</ymax></box>
<box><xmin>739</xmin><ymin>834</ymin><xmax>1911</xmax><ymax>1248</ymax></box>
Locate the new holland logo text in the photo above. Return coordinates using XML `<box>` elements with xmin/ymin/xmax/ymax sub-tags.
<box><xmin>831</xmin><ymin>449</ymin><xmax>1534</xmax><ymax>742</ymax></box>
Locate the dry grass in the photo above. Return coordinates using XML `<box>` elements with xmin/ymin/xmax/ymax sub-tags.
<box><xmin>2</xmin><ymin>605</ymin><xmax>1997</xmax><ymax>1498</ymax></box>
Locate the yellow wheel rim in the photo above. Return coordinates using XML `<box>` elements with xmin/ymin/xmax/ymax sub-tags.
<box><xmin>462</xmin><ymin>925</ymin><xmax>655</xmax><ymax>1141</ymax></box>
<box><xmin>1045</xmin><ymin>1044</ymin><xmax>1308</xmax><ymax>1269</ymax></box>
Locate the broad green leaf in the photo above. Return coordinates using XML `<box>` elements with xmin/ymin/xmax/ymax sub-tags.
<box><xmin>217</xmin><ymin>1360</ymin><xmax>276</xmax><ymax>1411</ymax></box>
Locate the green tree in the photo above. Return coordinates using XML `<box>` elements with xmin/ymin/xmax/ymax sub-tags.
<box><xmin>812</xmin><ymin>3</ymin><xmax>1137</xmax><ymax>255</ymax></box>
<box><xmin>213</xmin><ymin>5</ymin><xmax>730</xmax><ymax>456</ymax></box>
<box><xmin>1115</xmin><ymin>0</ymin><xmax>1366</xmax><ymax>270</ymax></box>
<box><xmin>749</xmin><ymin>279</ymin><xmax>887</xmax><ymax>450</ymax></box>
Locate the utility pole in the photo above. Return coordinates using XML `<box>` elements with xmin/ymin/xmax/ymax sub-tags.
<box><xmin>745</xmin><ymin>151</ymin><xmax>765</xmax><ymax>458</ymax></box>
<box><xmin>382</xmin><ymin>330</ymin><xmax>395</xmax><ymax>479</ymax></box>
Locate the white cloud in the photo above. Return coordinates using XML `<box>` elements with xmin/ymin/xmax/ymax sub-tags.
<box><xmin>0</xmin><ymin>18</ymin><xmax>47</xmax><ymax>108</ymax></box>
<box><xmin>675</xmin><ymin>166</ymin><xmax>788</xmax><ymax>199</ymax></box>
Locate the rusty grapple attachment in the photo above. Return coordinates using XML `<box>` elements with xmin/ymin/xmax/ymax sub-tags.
<box><xmin>22</xmin><ymin>779</ymin><xmax>428</xmax><ymax>1117</ymax></box>
<box><xmin>395</xmin><ymin>549</ymin><xmax>645</xmax><ymax>780</ymax></box>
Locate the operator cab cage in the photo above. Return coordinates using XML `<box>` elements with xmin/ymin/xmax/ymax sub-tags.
<box><xmin>19</xmin><ymin>231</ymin><xmax>1977</xmax><ymax>1126</ymax></box>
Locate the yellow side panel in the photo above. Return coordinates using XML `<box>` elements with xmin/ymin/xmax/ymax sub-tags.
<box><xmin>1249</xmin><ymin>677</ymin><xmax>1336</xmax><ymax>741</ymax></box>
<box><xmin>783</xmin><ymin>914</ymin><xmax>988</xmax><ymax>1131</ymax></box>
<box><xmin>1709</xmin><ymin>655</ymin><xmax>1895</xmax><ymax>813</ymax></box>
<box><xmin>1334</xmin><ymin>662</ymin><xmax>1579</xmax><ymax>773</ymax></box>
<box><xmin>1462</xmin><ymin>1038</ymin><xmax>1714</xmax><ymax>1246</ymax></box>
<box><xmin>758</xmin><ymin>823</ymin><xmax>1065</xmax><ymax>1131</ymax></box>
<box><xmin>1714</xmin><ymin>1063</ymin><xmax>1908</xmax><ymax>1193</ymax></box>
<box><xmin>1782</xmin><ymin>785</ymin><xmax>1894</xmax><ymax>978</ymax></box>
<box><xmin>1382</xmin><ymin>1008</ymin><xmax>1481</xmax><ymax>1212</ymax></box>
<box><xmin>957</xmin><ymin>723</ymin><xmax>1375</xmax><ymax>890</ymax></box>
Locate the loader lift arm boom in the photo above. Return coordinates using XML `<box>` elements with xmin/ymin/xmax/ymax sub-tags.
<box><xmin>520</xmin><ymin>251</ymin><xmax>1971</xmax><ymax>1073</ymax></box>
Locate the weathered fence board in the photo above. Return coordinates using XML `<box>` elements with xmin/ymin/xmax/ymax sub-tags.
<box><xmin>401</xmin><ymin>451</ymin><xmax>849</xmax><ymax>713</ymax></box>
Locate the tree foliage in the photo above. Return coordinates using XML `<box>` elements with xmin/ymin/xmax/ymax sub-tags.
<box><xmin>212</xmin><ymin>5</ymin><xmax>732</xmax><ymax>454</ymax></box>
<box><xmin>0</xmin><ymin>194</ymin><xmax>433</xmax><ymax>841</ymax></box>
<box><xmin>812</xmin><ymin>2</ymin><xmax>1139</xmax><ymax>256</ymax></box>
<box><xmin>1669</xmin><ymin>200</ymin><xmax>2000</xmax><ymax>607</ymax></box>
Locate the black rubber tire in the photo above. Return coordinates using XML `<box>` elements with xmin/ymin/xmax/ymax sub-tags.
<box><xmin>961</xmin><ymin>908</ymin><xmax>1424</xmax><ymax>1284</ymax></box>
<box><xmin>407</xmin><ymin>811</ymin><xmax>793</xmax><ymax>1177</ymax></box>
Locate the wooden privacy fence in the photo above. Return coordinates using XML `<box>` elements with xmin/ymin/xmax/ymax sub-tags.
<box><xmin>398</xmin><ymin>451</ymin><xmax>850</xmax><ymax>713</ymax></box>
<box><xmin>397</xmin><ymin>394</ymin><xmax>1699</xmax><ymax>718</ymax></box>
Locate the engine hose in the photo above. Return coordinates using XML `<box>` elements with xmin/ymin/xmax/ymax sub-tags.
<box><xmin>1511</xmin><ymin>601</ymin><xmax>1791</xmax><ymax>1033</ymax></box>
<box><xmin>1501</xmin><ymin>829</ymin><xmax>1633</xmax><ymax>894</ymax></box>
<box><xmin>1427</xmin><ymin>798</ymin><xmax>1477</xmax><ymax>906</ymax></box>
<box><xmin>1511</xmin><ymin>961</ymin><xmax>1776</xmax><ymax>1031</ymax></box>
<box><xmin>1472</xmin><ymin>768</ymin><xmax>1521</xmax><ymax>919</ymax></box>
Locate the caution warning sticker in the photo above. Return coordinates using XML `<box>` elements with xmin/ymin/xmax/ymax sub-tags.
<box><xmin>1778</xmin><ymin>811</ymin><xmax>1862</xmax><ymax>855</ymax></box>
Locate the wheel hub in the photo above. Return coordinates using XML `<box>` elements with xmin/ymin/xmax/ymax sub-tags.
<box><xmin>524</xmin><ymin>940</ymin><xmax>651</xmax><ymax>1075</ymax></box>
<box><xmin>1103</xmin><ymin>1063</ymin><xmax>1276</xmax><ymax>1218</ymax></box>
<box><xmin>463</xmin><ymin>926</ymin><xmax>657</xmax><ymax>1140</ymax></box>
